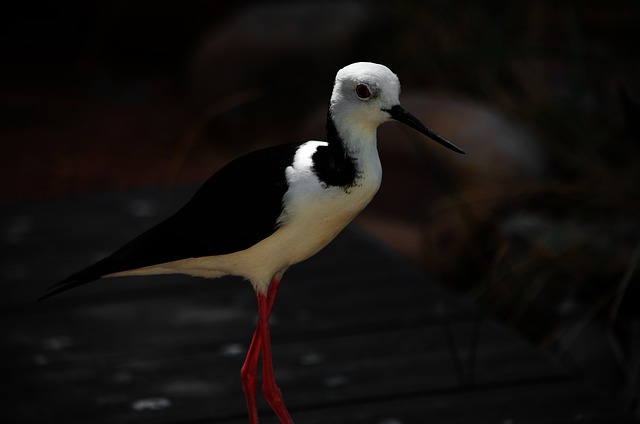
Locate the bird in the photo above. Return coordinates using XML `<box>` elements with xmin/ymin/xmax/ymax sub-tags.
<box><xmin>39</xmin><ymin>62</ymin><xmax>464</xmax><ymax>423</ymax></box>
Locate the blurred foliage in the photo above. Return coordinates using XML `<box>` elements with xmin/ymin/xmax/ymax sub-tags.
<box><xmin>381</xmin><ymin>0</ymin><xmax>640</xmax><ymax>414</ymax></box>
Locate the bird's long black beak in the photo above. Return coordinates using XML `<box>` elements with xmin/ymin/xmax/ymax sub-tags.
<box><xmin>386</xmin><ymin>105</ymin><xmax>465</xmax><ymax>154</ymax></box>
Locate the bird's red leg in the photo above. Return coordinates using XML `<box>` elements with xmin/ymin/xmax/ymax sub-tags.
<box><xmin>240</xmin><ymin>277</ymin><xmax>284</xmax><ymax>424</ymax></box>
<box><xmin>258</xmin><ymin>279</ymin><xmax>294</xmax><ymax>423</ymax></box>
<box><xmin>265</xmin><ymin>276</ymin><xmax>281</xmax><ymax>315</ymax></box>
<box><xmin>241</xmin><ymin>324</ymin><xmax>261</xmax><ymax>424</ymax></box>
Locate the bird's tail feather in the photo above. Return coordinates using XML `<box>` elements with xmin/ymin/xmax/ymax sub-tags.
<box><xmin>37</xmin><ymin>258</ymin><xmax>114</xmax><ymax>302</ymax></box>
<box><xmin>38</xmin><ymin>217</ymin><xmax>184</xmax><ymax>302</ymax></box>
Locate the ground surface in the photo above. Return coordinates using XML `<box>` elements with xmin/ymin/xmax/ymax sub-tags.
<box><xmin>1</xmin><ymin>187</ymin><xmax>636</xmax><ymax>423</ymax></box>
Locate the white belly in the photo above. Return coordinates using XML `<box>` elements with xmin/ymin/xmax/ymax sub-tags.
<box><xmin>109</xmin><ymin>178</ymin><xmax>379</xmax><ymax>293</ymax></box>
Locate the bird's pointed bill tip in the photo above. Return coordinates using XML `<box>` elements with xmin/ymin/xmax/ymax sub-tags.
<box><xmin>386</xmin><ymin>105</ymin><xmax>465</xmax><ymax>154</ymax></box>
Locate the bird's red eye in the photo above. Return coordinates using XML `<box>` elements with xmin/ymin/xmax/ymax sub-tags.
<box><xmin>355</xmin><ymin>84</ymin><xmax>371</xmax><ymax>99</ymax></box>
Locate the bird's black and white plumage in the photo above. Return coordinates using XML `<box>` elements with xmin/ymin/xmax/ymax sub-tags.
<box><xmin>41</xmin><ymin>62</ymin><xmax>462</xmax><ymax>299</ymax></box>
<box><xmin>39</xmin><ymin>62</ymin><xmax>463</xmax><ymax>423</ymax></box>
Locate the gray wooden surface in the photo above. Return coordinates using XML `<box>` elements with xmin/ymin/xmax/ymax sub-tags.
<box><xmin>1</xmin><ymin>187</ymin><xmax>635</xmax><ymax>423</ymax></box>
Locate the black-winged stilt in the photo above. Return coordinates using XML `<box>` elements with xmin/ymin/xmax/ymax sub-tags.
<box><xmin>40</xmin><ymin>62</ymin><xmax>464</xmax><ymax>423</ymax></box>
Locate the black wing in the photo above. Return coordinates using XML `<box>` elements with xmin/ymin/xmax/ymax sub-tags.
<box><xmin>39</xmin><ymin>142</ymin><xmax>300</xmax><ymax>300</ymax></box>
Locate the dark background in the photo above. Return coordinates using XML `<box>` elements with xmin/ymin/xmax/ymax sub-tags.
<box><xmin>2</xmin><ymin>0</ymin><xmax>640</xmax><ymax>417</ymax></box>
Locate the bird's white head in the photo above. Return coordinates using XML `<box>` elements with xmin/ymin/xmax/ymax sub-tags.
<box><xmin>330</xmin><ymin>62</ymin><xmax>400</xmax><ymax>135</ymax></box>
<box><xmin>329</xmin><ymin>62</ymin><xmax>464</xmax><ymax>154</ymax></box>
